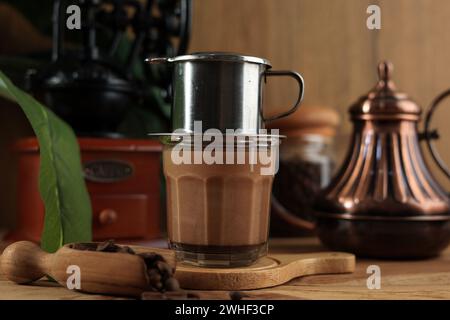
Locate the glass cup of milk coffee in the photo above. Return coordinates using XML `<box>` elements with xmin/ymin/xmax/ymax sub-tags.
<box><xmin>148</xmin><ymin>52</ymin><xmax>304</xmax><ymax>267</ymax></box>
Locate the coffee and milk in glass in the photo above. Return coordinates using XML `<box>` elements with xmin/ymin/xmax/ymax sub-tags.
<box><xmin>148</xmin><ymin>52</ymin><xmax>304</xmax><ymax>266</ymax></box>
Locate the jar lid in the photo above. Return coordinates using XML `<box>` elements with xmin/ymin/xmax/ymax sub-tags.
<box><xmin>268</xmin><ymin>106</ymin><xmax>340</xmax><ymax>137</ymax></box>
<box><xmin>349</xmin><ymin>61</ymin><xmax>421</xmax><ymax>120</ymax></box>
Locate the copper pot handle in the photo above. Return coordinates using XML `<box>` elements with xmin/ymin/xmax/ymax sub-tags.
<box><xmin>422</xmin><ymin>89</ymin><xmax>450</xmax><ymax>180</ymax></box>
<box><xmin>271</xmin><ymin>194</ymin><xmax>315</xmax><ymax>231</ymax></box>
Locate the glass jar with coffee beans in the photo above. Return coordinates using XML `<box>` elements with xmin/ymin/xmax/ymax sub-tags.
<box><xmin>269</xmin><ymin>106</ymin><xmax>340</xmax><ymax>237</ymax></box>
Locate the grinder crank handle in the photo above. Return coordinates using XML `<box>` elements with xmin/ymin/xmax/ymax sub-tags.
<box><xmin>0</xmin><ymin>241</ymin><xmax>53</xmax><ymax>284</ymax></box>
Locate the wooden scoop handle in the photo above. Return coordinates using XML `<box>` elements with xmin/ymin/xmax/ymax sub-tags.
<box><xmin>0</xmin><ymin>241</ymin><xmax>51</xmax><ymax>284</ymax></box>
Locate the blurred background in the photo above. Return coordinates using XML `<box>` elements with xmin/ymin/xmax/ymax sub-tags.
<box><xmin>1</xmin><ymin>0</ymin><xmax>449</xmax><ymax>236</ymax></box>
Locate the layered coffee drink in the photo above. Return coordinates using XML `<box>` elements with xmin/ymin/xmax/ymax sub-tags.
<box><xmin>150</xmin><ymin>53</ymin><xmax>303</xmax><ymax>266</ymax></box>
<box><xmin>162</xmin><ymin>139</ymin><xmax>277</xmax><ymax>267</ymax></box>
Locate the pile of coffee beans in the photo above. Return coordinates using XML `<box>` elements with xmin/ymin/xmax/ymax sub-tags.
<box><xmin>139</xmin><ymin>252</ymin><xmax>179</xmax><ymax>292</ymax></box>
<box><xmin>71</xmin><ymin>240</ymin><xmax>249</xmax><ymax>300</ymax></box>
<box><xmin>139</xmin><ymin>251</ymin><xmax>200</xmax><ymax>300</ymax></box>
<box><xmin>271</xmin><ymin>160</ymin><xmax>323</xmax><ymax>236</ymax></box>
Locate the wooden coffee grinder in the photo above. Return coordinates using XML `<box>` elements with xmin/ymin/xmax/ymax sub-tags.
<box><xmin>8</xmin><ymin>0</ymin><xmax>192</xmax><ymax>242</ymax></box>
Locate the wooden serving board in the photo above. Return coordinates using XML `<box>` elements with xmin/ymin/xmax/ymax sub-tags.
<box><xmin>176</xmin><ymin>252</ymin><xmax>355</xmax><ymax>290</ymax></box>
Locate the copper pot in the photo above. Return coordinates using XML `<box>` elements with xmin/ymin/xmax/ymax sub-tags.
<box><xmin>314</xmin><ymin>61</ymin><xmax>450</xmax><ymax>259</ymax></box>
<box><xmin>267</xmin><ymin>61</ymin><xmax>450</xmax><ymax>258</ymax></box>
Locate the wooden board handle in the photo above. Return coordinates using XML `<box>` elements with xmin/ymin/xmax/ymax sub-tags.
<box><xmin>0</xmin><ymin>241</ymin><xmax>51</xmax><ymax>284</ymax></box>
<box><xmin>176</xmin><ymin>252</ymin><xmax>355</xmax><ymax>290</ymax></box>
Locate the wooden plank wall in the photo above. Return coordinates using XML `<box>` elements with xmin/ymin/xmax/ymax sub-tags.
<box><xmin>189</xmin><ymin>0</ymin><xmax>450</xmax><ymax>186</ymax></box>
<box><xmin>2</xmin><ymin>0</ymin><xmax>450</xmax><ymax>230</ymax></box>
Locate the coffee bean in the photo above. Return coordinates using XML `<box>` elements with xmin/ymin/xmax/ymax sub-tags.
<box><xmin>141</xmin><ymin>291</ymin><xmax>192</xmax><ymax>300</ymax></box>
<box><xmin>96</xmin><ymin>239</ymin><xmax>121</xmax><ymax>252</ymax></box>
<box><xmin>164</xmin><ymin>277</ymin><xmax>180</xmax><ymax>291</ymax></box>
<box><xmin>138</xmin><ymin>252</ymin><xmax>165</xmax><ymax>268</ymax></box>
<box><xmin>141</xmin><ymin>292</ymin><xmax>166</xmax><ymax>300</ymax></box>
<box><xmin>229</xmin><ymin>291</ymin><xmax>249</xmax><ymax>300</ymax></box>
<box><xmin>156</xmin><ymin>260</ymin><xmax>173</xmax><ymax>277</ymax></box>
<box><xmin>164</xmin><ymin>291</ymin><xmax>188</xmax><ymax>300</ymax></box>
<box><xmin>117</xmin><ymin>246</ymin><xmax>135</xmax><ymax>254</ymax></box>
<box><xmin>154</xmin><ymin>281</ymin><xmax>163</xmax><ymax>290</ymax></box>
<box><xmin>148</xmin><ymin>270</ymin><xmax>162</xmax><ymax>286</ymax></box>
<box><xmin>71</xmin><ymin>243</ymin><xmax>97</xmax><ymax>251</ymax></box>
<box><xmin>186</xmin><ymin>292</ymin><xmax>200</xmax><ymax>299</ymax></box>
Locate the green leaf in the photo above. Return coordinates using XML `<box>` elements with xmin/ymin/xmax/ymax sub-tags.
<box><xmin>0</xmin><ymin>71</ymin><xmax>92</xmax><ymax>252</ymax></box>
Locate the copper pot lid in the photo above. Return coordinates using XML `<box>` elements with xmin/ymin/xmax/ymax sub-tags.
<box><xmin>349</xmin><ymin>61</ymin><xmax>421</xmax><ymax>120</ymax></box>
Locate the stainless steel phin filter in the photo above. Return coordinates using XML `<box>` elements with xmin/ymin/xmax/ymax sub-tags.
<box><xmin>148</xmin><ymin>52</ymin><xmax>305</xmax><ymax>134</ymax></box>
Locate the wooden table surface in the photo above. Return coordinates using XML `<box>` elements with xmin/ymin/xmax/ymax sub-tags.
<box><xmin>1</xmin><ymin>237</ymin><xmax>450</xmax><ymax>300</ymax></box>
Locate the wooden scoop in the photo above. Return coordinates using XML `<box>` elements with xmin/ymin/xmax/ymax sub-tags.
<box><xmin>0</xmin><ymin>241</ymin><xmax>175</xmax><ymax>297</ymax></box>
